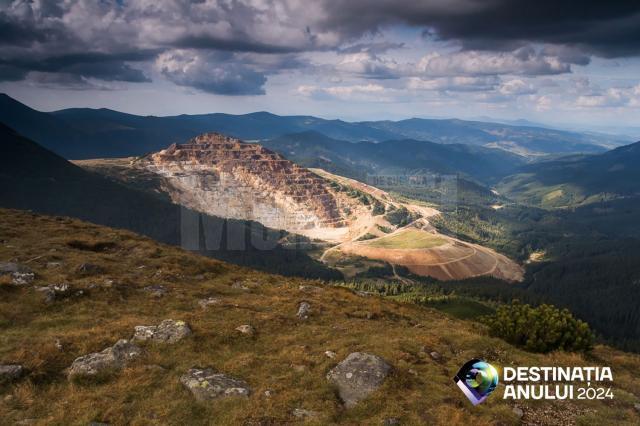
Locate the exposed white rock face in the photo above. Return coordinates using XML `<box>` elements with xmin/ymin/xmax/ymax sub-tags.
<box><xmin>140</xmin><ymin>133</ymin><xmax>348</xmax><ymax>234</ymax></box>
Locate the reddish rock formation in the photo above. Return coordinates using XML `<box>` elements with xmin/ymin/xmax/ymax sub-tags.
<box><xmin>142</xmin><ymin>133</ymin><xmax>346</xmax><ymax>232</ymax></box>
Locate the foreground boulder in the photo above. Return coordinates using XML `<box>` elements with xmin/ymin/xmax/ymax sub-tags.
<box><xmin>68</xmin><ymin>340</ymin><xmax>141</xmax><ymax>379</ymax></box>
<box><xmin>0</xmin><ymin>364</ymin><xmax>23</xmax><ymax>383</ymax></box>
<box><xmin>133</xmin><ymin>319</ymin><xmax>191</xmax><ymax>343</ymax></box>
<box><xmin>326</xmin><ymin>352</ymin><xmax>392</xmax><ymax>408</ymax></box>
<box><xmin>180</xmin><ymin>368</ymin><xmax>251</xmax><ymax>401</ymax></box>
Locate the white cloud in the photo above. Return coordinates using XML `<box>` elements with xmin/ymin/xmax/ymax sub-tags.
<box><xmin>416</xmin><ymin>47</ymin><xmax>572</xmax><ymax>77</ymax></box>
<box><xmin>498</xmin><ymin>79</ymin><xmax>536</xmax><ymax>96</ymax></box>
<box><xmin>407</xmin><ymin>76</ymin><xmax>499</xmax><ymax>92</ymax></box>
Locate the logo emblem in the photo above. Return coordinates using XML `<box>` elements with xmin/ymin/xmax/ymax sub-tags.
<box><xmin>453</xmin><ymin>359</ymin><xmax>499</xmax><ymax>405</ymax></box>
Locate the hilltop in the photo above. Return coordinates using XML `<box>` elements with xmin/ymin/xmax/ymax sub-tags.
<box><xmin>1</xmin><ymin>209</ymin><xmax>640</xmax><ymax>425</ymax></box>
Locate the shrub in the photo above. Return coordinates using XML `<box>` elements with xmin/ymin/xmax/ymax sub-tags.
<box><xmin>482</xmin><ymin>301</ymin><xmax>594</xmax><ymax>353</ymax></box>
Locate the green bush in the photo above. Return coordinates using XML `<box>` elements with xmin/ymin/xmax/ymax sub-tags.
<box><xmin>482</xmin><ymin>301</ymin><xmax>594</xmax><ymax>353</ymax></box>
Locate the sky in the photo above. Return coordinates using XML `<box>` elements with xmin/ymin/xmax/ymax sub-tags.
<box><xmin>1</xmin><ymin>0</ymin><xmax>640</xmax><ymax>131</ymax></box>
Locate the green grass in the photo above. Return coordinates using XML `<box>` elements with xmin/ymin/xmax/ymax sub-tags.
<box><xmin>366</xmin><ymin>229</ymin><xmax>447</xmax><ymax>249</ymax></box>
<box><xmin>2</xmin><ymin>209</ymin><xmax>640</xmax><ymax>425</ymax></box>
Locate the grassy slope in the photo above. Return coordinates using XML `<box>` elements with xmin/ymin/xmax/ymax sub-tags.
<box><xmin>1</xmin><ymin>209</ymin><xmax>640</xmax><ymax>425</ymax></box>
<box><xmin>367</xmin><ymin>229</ymin><xmax>447</xmax><ymax>250</ymax></box>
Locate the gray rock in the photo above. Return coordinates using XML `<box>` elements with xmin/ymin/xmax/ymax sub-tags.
<box><xmin>133</xmin><ymin>319</ymin><xmax>191</xmax><ymax>344</ymax></box>
<box><xmin>326</xmin><ymin>352</ymin><xmax>392</xmax><ymax>408</ymax></box>
<box><xmin>292</xmin><ymin>408</ymin><xmax>319</xmax><ymax>419</ymax></box>
<box><xmin>180</xmin><ymin>368</ymin><xmax>251</xmax><ymax>401</ymax></box>
<box><xmin>298</xmin><ymin>285</ymin><xmax>322</xmax><ymax>293</ymax></box>
<box><xmin>429</xmin><ymin>351</ymin><xmax>441</xmax><ymax>361</ymax></box>
<box><xmin>0</xmin><ymin>262</ymin><xmax>31</xmax><ymax>275</ymax></box>
<box><xmin>0</xmin><ymin>364</ymin><xmax>23</xmax><ymax>383</ymax></box>
<box><xmin>383</xmin><ymin>418</ymin><xmax>401</xmax><ymax>426</ymax></box>
<box><xmin>231</xmin><ymin>282</ymin><xmax>250</xmax><ymax>291</ymax></box>
<box><xmin>68</xmin><ymin>339</ymin><xmax>141</xmax><ymax>379</ymax></box>
<box><xmin>11</xmin><ymin>272</ymin><xmax>35</xmax><ymax>285</ymax></box>
<box><xmin>35</xmin><ymin>283</ymin><xmax>70</xmax><ymax>303</ymax></box>
<box><xmin>325</xmin><ymin>350</ymin><xmax>337</xmax><ymax>359</ymax></box>
<box><xmin>235</xmin><ymin>324</ymin><xmax>255</xmax><ymax>336</ymax></box>
<box><xmin>143</xmin><ymin>285</ymin><xmax>167</xmax><ymax>297</ymax></box>
<box><xmin>1</xmin><ymin>262</ymin><xmax>35</xmax><ymax>285</ymax></box>
<box><xmin>634</xmin><ymin>403</ymin><xmax>640</xmax><ymax>412</ymax></box>
<box><xmin>76</xmin><ymin>263</ymin><xmax>104</xmax><ymax>275</ymax></box>
<box><xmin>513</xmin><ymin>407</ymin><xmax>524</xmax><ymax>418</ymax></box>
<box><xmin>198</xmin><ymin>297</ymin><xmax>221</xmax><ymax>308</ymax></box>
<box><xmin>46</xmin><ymin>262</ymin><xmax>62</xmax><ymax>269</ymax></box>
<box><xmin>88</xmin><ymin>422</ymin><xmax>110</xmax><ymax>426</ymax></box>
<box><xmin>297</xmin><ymin>301</ymin><xmax>311</xmax><ymax>319</ymax></box>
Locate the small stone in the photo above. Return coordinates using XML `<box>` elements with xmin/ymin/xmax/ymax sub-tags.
<box><xmin>408</xmin><ymin>369</ymin><xmax>418</xmax><ymax>377</ymax></box>
<box><xmin>325</xmin><ymin>351</ymin><xmax>337</xmax><ymax>359</ymax></box>
<box><xmin>143</xmin><ymin>285</ymin><xmax>167</xmax><ymax>297</ymax></box>
<box><xmin>88</xmin><ymin>422</ymin><xmax>110</xmax><ymax>426</ymax></box>
<box><xmin>35</xmin><ymin>283</ymin><xmax>70</xmax><ymax>303</ymax></box>
<box><xmin>67</xmin><ymin>340</ymin><xmax>141</xmax><ymax>379</ymax></box>
<box><xmin>198</xmin><ymin>297</ymin><xmax>221</xmax><ymax>308</ymax></box>
<box><xmin>429</xmin><ymin>351</ymin><xmax>441</xmax><ymax>361</ymax></box>
<box><xmin>55</xmin><ymin>338</ymin><xmax>64</xmax><ymax>351</ymax></box>
<box><xmin>264</xmin><ymin>390</ymin><xmax>273</xmax><ymax>397</ymax></box>
<box><xmin>298</xmin><ymin>285</ymin><xmax>322</xmax><ymax>293</ymax></box>
<box><xmin>326</xmin><ymin>352</ymin><xmax>392</xmax><ymax>408</ymax></box>
<box><xmin>383</xmin><ymin>418</ymin><xmax>401</xmax><ymax>426</ymax></box>
<box><xmin>235</xmin><ymin>325</ymin><xmax>255</xmax><ymax>336</ymax></box>
<box><xmin>231</xmin><ymin>282</ymin><xmax>250</xmax><ymax>291</ymax></box>
<box><xmin>11</xmin><ymin>272</ymin><xmax>35</xmax><ymax>285</ymax></box>
<box><xmin>297</xmin><ymin>301</ymin><xmax>311</xmax><ymax>319</ymax></box>
<box><xmin>133</xmin><ymin>319</ymin><xmax>191</xmax><ymax>344</ymax></box>
<box><xmin>292</xmin><ymin>408</ymin><xmax>319</xmax><ymax>419</ymax></box>
<box><xmin>76</xmin><ymin>263</ymin><xmax>104</xmax><ymax>275</ymax></box>
<box><xmin>513</xmin><ymin>407</ymin><xmax>524</xmax><ymax>418</ymax></box>
<box><xmin>180</xmin><ymin>367</ymin><xmax>251</xmax><ymax>401</ymax></box>
<box><xmin>355</xmin><ymin>291</ymin><xmax>373</xmax><ymax>297</ymax></box>
<box><xmin>0</xmin><ymin>364</ymin><xmax>23</xmax><ymax>383</ymax></box>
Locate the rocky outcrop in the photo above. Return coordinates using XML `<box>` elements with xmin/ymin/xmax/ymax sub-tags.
<box><xmin>180</xmin><ymin>368</ymin><xmax>251</xmax><ymax>401</ymax></box>
<box><xmin>296</xmin><ymin>301</ymin><xmax>311</xmax><ymax>319</ymax></box>
<box><xmin>132</xmin><ymin>319</ymin><xmax>191</xmax><ymax>344</ymax></box>
<box><xmin>141</xmin><ymin>133</ymin><xmax>346</xmax><ymax>232</ymax></box>
<box><xmin>326</xmin><ymin>352</ymin><xmax>392</xmax><ymax>408</ymax></box>
<box><xmin>68</xmin><ymin>340</ymin><xmax>141</xmax><ymax>379</ymax></box>
<box><xmin>0</xmin><ymin>262</ymin><xmax>34</xmax><ymax>285</ymax></box>
<box><xmin>0</xmin><ymin>364</ymin><xmax>23</xmax><ymax>383</ymax></box>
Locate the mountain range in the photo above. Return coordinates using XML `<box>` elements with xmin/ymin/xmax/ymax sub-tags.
<box><xmin>497</xmin><ymin>141</ymin><xmax>640</xmax><ymax>208</ymax></box>
<box><xmin>0</xmin><ymin>93</ymin><xmax>627</xmax><ymax>160</ymax></box>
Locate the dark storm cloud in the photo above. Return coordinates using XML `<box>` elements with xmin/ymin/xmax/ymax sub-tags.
<box><xmin>319</xmin><ymin>0</ymin><xmax>640</xmax><ymax>57</ymax></box>
<box><xmin>156</xmin><ymin>50</ymin><xmax>267</xmax><ymax>95</ymax></box>
<box><xmin>0</xmin><ymin>51</ymin><xmax>153</xmax><ymax>83</ymax></box>
<box><xmin>1</xmin><ymin>0</ymin><xmax>638</xmax><ymax>94</ymax></box>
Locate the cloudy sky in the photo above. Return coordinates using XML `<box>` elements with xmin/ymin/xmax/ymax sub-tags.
<box><xmin>1</xmin><ymin>0</ymin><xmax>639</xmax><ymax>130</ymax></box>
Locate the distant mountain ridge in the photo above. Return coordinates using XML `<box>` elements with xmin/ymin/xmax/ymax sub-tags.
<box><xmin>497</xmin><ymin>141</ymin><xmax>640</xmax><ymax>208</ymax></box>
<box><xmin>261</xmin><ymin>130</ymin><xmax>527</xmax><ymax>184</ymax></box>
<box><xmin>0</xmin><ymin>93</ymin><xmax>625</xmax><ymax>160</ymax></box>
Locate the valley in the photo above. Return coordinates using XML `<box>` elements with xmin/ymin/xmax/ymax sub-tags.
<box><xmin>75</xmin><ymin>136</ymin><xmax>523</xmax><ymax>283</ymax></box>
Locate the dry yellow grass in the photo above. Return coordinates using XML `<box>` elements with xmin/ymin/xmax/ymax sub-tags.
<box><xmin>1</xmin><ymin>208</ymin><xmax>640</xmax><ymax>425</ymax></box>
